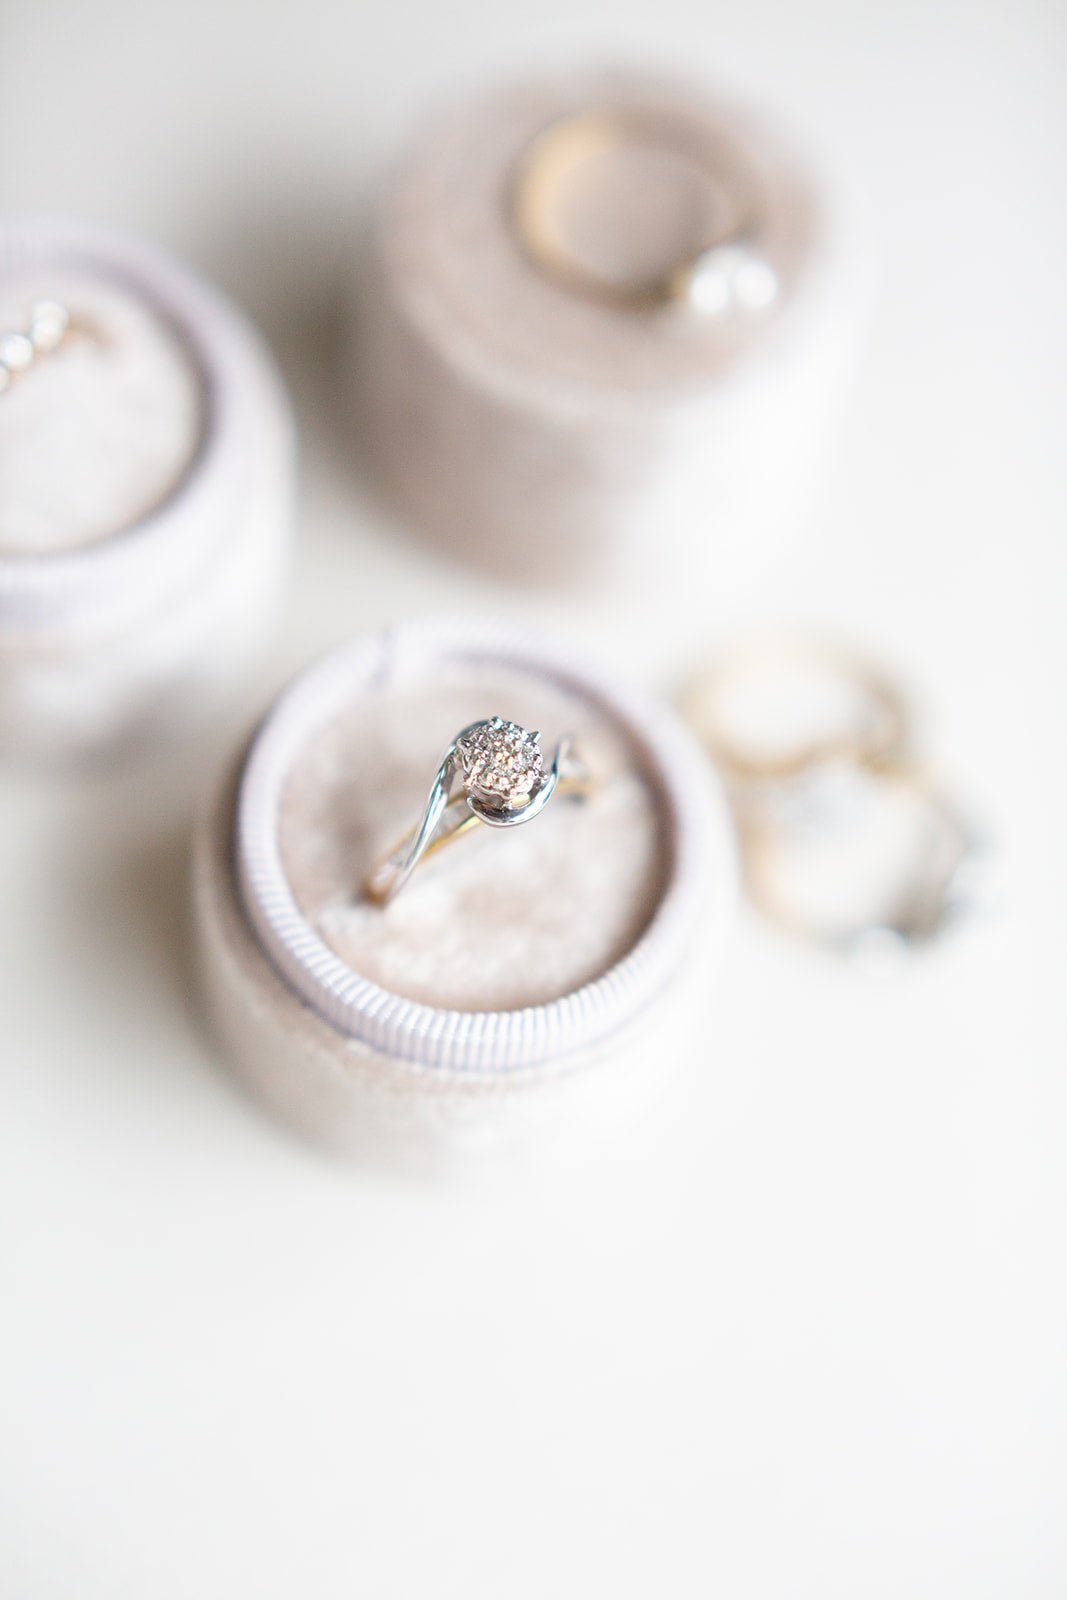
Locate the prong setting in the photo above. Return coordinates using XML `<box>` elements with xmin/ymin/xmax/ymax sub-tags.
<box><xmin>455</xmin><ymin>716</ymin><xmax>546</xmax><ymax>810</ymax></box>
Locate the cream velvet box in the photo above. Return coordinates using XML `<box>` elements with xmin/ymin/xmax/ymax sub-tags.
<box><xmin>194</xmin><ymin>620</ymin><xmax>737</xmax><ymax>1164</ymax></box>
<box><xmin>0</xmin><ymin>220</ymin><xmax>294</xmax><ymax>758</ymax></box>
<box><xmin>352</xmin><ymin>67</ymin><xmax>865</xmax><ymax>595</ymax></box>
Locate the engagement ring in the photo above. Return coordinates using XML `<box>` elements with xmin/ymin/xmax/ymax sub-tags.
<box><xmin>513</xmin><ymin>109</ymin><xmax>779</xmax><ymax>318</ymax></box>
<box><xmin>363</xmin><ymin>715</ymin><xmax>591</xmax><ymax>905</ymax></box>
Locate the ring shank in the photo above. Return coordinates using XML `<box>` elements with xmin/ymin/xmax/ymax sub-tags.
<box><xmin>363</xmin><ymin>797</ymin><xmax>481</xmax><ymax>905</ymax></box>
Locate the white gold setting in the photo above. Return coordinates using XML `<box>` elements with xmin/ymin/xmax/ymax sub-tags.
<box><xmin>456</xmin><ymin>716</ymin><xmax>545</xmax><ymax>807</ymax></box>
<box><xmin>364</xmin><ymin>715</ymin><xmax>587</xmax><ymax>906</ymax></box>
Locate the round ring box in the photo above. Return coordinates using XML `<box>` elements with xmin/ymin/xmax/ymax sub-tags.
<box><xmin>351</xmin><ymin>66</ymin><xmax>867</xmax><ymax>597</ymax></box>
<box><xmin>0</xmin><ymin>219</ymin><xmax>295</xmax><ymax>759</ymax></box>
<box><xmin>193</xmin><ymin>620</ymin><xmax>737</xmax><ymax>1164</ymax></box>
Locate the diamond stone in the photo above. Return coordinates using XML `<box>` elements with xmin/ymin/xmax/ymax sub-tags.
<box><xmin>456</xmin><ymin>717</ymin><xmax>544</xmax><ymax>806</ymax></box>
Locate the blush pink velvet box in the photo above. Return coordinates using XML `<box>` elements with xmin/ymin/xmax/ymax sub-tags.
<box><xmin>0</xmin><ymin>220</ymin><xmax>294</xmax><ymax>758</ymax></box>
<box><xmin>351</xmin><ymin>67</ymin><xmax>866</xmax><ymax>597</ymax></box>
<box><xmin>193</xmin><ymin>621</ymin><xmax>737</xmax><ymax>1163</ymax></box>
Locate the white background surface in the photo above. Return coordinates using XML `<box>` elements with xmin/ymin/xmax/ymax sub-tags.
<box><xmin>1</xmin><ymin>2</ymin><xmax>1065</xmax><ymax>1596</ymax></box>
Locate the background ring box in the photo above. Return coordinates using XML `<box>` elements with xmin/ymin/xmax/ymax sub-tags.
<box><xmin>352</xmin><ymin>67</ymin><xmax>867</xmax><ymax>603</ymax></box>
<box><xmin>0</xmin><ymin>219</ymin><xmax>295</xmax><ymax>757</ymax></box>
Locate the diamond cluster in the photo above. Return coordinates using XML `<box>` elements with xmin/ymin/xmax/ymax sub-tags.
<box><xmin>456</xmin><ymin>717</ymin><xmax>544</xmax><ymax>806</ymax></box>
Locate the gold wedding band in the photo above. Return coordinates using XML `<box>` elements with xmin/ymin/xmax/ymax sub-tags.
<box><xmin>681</xmin><ymin>635</ymin><xmax>908</xmax><ymax>783</ymax></box>
<box><xmin>512</xmin><ymin>108</ymin><xmax>778</xmax><ymax>315</ymax></box>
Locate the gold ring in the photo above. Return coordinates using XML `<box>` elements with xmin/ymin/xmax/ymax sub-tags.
<box><xmin>681</xmin><ymin>635</ymin><xmax>909</xmax><ymax>783</ymax></box>
<box><xmin>512</xmin><ymin>108</ymin><xmax>779</xmax><ymax>316</ymax></box>
<box><xmin>737</xmin><ymin>759</ymin><xmax>975</xmax><ymax>950</ymax></box>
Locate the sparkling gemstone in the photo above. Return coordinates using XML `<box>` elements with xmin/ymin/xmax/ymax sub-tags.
<box><xmin>686</xmin><ymin>244</ymin><xmax>779</xmax><ymax>317</ymax></box>
<box><xmin>456</xmin><ymin>717</ymin><xmax>544</xmax><ymax>806</ymax></box>
<box><xmin>0</xmin><ymin>332</ymin><xmax>34</xmax><ymax>373</ymax></box>
<box><xmin>29</xmin><ymin>300</ymin><xmax>70</xmax><ymax>354</ymax></box>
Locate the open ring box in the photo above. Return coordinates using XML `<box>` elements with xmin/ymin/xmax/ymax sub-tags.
<box><xmin>194</xmin><ymin>620</ymin><xmax>737</xmax><ymax>1164</ymax></box>
<box><xmin>352</xmin><ymin>67</ymin><xmax>866</xmax><ymax>601</ymax></box>
<box><xmin>0</xmin><ymin>220</ymin><xmax>294</xmax><ymax>759</ymax></box>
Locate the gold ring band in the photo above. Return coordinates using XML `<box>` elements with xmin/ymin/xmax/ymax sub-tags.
<box><xmin>512</xmin><ymin>108</ymin><xmax>777</xmax><ymax>315</ymax></box>
<box><xmin>681</xmin><ymin>636</ymin><xmax>909</xmax><ymax>783</ymax></box>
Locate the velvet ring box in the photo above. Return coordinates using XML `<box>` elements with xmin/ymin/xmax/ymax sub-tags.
<box><xmin>0</xmin><ymin>219</ymin><xmax>294</xmax><ymax>759</ymax></box>
<box><xmin>194</xmin><ymin>620</ymin><xmax>737</xmax><ymax>1162</ymax></box>
<box><xmin>352</xmin><ymin>67</ymin><xmax>866</xmax><ymax>602</ymax></box>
